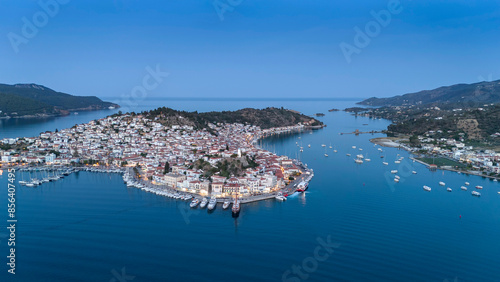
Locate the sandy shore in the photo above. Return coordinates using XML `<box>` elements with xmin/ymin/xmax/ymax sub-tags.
<box><xmin>370</xmin><ymin>137</ymin><xmax>402</xmax><ymax>148</ymax></box>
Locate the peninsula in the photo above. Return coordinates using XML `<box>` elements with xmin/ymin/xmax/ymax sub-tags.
<box><xmin>0</xmin><ymin>107</ymin><xmax>323</xmax><ymax>208</ymax></box>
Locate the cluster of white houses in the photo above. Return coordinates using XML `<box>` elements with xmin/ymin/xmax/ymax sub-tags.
<box><xmin>1</xmin><ymin>114</ymin><xmax>308</xmax><ymax>197</ymax></box>
<box><xmin>408</xmin><ymin>133</ymin><xmax>500</xmax><ymax>174</ymax></box>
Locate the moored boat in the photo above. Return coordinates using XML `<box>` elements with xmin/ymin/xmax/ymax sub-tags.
<box><xmin>222</xmin><ymin>201</ymin><xmax>231</xmax><ymax>209</ymax></box>
<box><xmin>190</xmin><ymin>199</ymin><xmax>200</xmax><ymax>208</ymax></box>
<box><xmin>439</xmin><ymin>181</ymin><xmax>446</xmax><ymax>186</ymax></box>
<box><xmin>423</xmin><ymin>185</ymin><xmax>431</xmax><ymax>192</ymax></box>
<box><xmin>208</xmin><ymin>196</ymin><xmax>217</xmax><ymax>210</ymax></box>
<box><xmin>200</xmin><ymin>197</ymin><xmax>208</xmax><ymax>208</ymax></box>
<box><xmin>232</xmin><ymin>199</ymin><xmax>240</xmax><ymax>217</ymax></box>
<box><xmin>447</xmin><ymin>187</ymin><xmax>452</xmax><ymax>192</ymax></box>
<box><xmin>472</xmin><ymin>191</ymin><xmax>481</xmax><ymax>197</ymax></box>
<box><xmin>475</xmin><ymin>185</ymin><xmax>483</xmax><ymax>189</ymax></box>
<box><xmin>461</xmin><ymin>186</ymin><xmax>467</xmax><ymax>191</ymax></box>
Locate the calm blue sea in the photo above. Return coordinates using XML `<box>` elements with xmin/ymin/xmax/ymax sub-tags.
<box><xmin>1</xmin><ymin>99</ymin><xmax>500</xmax><ymax>281</ymax></box>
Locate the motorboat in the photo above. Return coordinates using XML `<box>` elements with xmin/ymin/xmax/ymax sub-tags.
<box><xmin>354</xmin><ymin>159</ymin><xmax>363</xmax><ymax>164</ymax></box>
<box><xmin>447</xmin><ymin>187</ymin><xmax>452</xmax><ymax>192</ymax></box>
<box><xmin>472</xmin><ymin>191</ymin><xmax>481</xmax><ymax>197</ymax></box>
<box><xmin>391</xmin><ymin>170</ymin><xmax>398</xmax><ymax>174</ymax></box>
<box><xmin>190</xmin><ymin>199</ymin><xmax>200</xmax><ymax>208</ymax></box>
<box><xmin>423</xmin><ymin>185</ymin><xmax>431</xmax><ymax>192</ymax></box>
<box><xmin>275</xmin><ymin>192</ymin><xmax>287</xmax><ymax>201</ymax></box>
<box><xmin>383</xmin><ymin>162</ymin><xmax>389</xmax><ymax>165</ymax></box>
<box><xmin>222</xmin><ymin>201</ymin><xmax>231</xmax><ymax>209</ymax></box>
<box><xmin>394</xmin><ymin>178</ymin><xmax>400</xmax><ymax>183</ymax></box>
<box><xmin>439</xmin><ymin>182</ymin><xmax>446</xmax><ymax>186</ymax></box>
<box><xmin>461</xmin><ymin>186</ymin><xmax>467</xmax><ymax>191</ymax></box>
<box><xmin>412</xmin><ymin>171</ymin><xmax>417</xmax><ymax>174</ymax></box>
<box><xmin>475</xmin><ymin>186</ymin><xmax>483</xmax><ymax>189</ymax></box>
<box><xmin>465</xmin><ymin>182</ymin><xmax>470</xmax><ymax>186</ymax></box>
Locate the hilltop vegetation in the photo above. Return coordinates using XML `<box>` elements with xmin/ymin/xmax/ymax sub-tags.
<box><xmin>0</xmin><ymin>83</ymin><xmax>118</xmax><ymax>117</ymax></box>
<box><xmin>359</xmin><ymin>80</ymin><xmax>500</xmax><ymax>107</ymax></box>
<box><xmin>138</xmin><ymin>106</ymin><xmax>323</xmax><ymax>131</ymax></box>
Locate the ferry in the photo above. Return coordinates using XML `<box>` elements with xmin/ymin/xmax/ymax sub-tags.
<box><xmin>439</xmin><ymin>182</ymin><xmax>446</xmax><ymax>186</ymax></box>
<box><xmin>200</xmin><ymin>197</ymin><xmax>208</xmax><ymax>208</ymax></box>
<box><xmin>296</xmin><ymin>181</ymin><xmax>308</xmax><ymax>192</ymax></box>
<box><xmin>475</xmin><ymin>185</ymin><xmax>483</xmax><ymax>189</ymax></box>
<box><xmin>472</xmin><ymin>191</ymin><xmax>481</xmax><ymax>197</ymax></box>
<box><xmin>190</xmin><ymin>199</ymin><xmax>200</xmax><ymax>208</ymax></box>
<box><xmin>423</xmin><ymin>185</ymin><xmax>431</xmax><ymax>192</ymax></box>
<box><xmin>222</xmin><ymin>201</ymin><xmax>231</xmax><ymax>209</ymax></box>
<box><xmin>447</xmin><ymin>187</ymin><xmax>452</xmax><ymax>192</ymax></box>
<box><xmin>461</xmin><ymin>186</ymin><xmax>467</xmax><ymax>191</ymax></box>
<box><xmin>208</xmin><ymin>196</ymin><xmax>217</xmax><ymax>210</ymax></box>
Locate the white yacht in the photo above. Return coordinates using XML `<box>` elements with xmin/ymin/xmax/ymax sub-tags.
<box><xmin>354</xmin><ymin>159</ymin><xmax>363</xmax><ymax>164</ymax></box>
<box><xmin>472</xmin><ymin>191</ymin><xmax>481</xmax><ymax>197</ymax></box>
<box><xmin>439</xmin><ymin>182</ymin><xmax>446</xmax><ymax>186</ymax></box>
<box><xmin>321</xmin><ymin>144</ymin><xmax>326</xmax><ymax>147</ymax></box>
<box><xmin>383</xmin><ymin>162</ymin><xmax>389</xmax><ymax>165</ymax></box>
<box><xmin>394</xmin><ymin>175</ymin><xmax>400</xmax><ymax>179</ymax></box>
<box><xmin>447</xmin><ymin>187</ymin><xmax>452</xmax><ymax>192</ymax></box>
<box><xmin>222</xmin><ymin>201</ymin><xmax>231</xmax><ymax>209</ymax></box>
<box><xmin>324</xmin><ymin>154</ymin><xmax>328</xmax><ymax>157</ymax></box>
<box><xmin>365</xmin><ymin>158</ymin><xmax>371</xmax><ymax>162</ymax></box>
<box><xmin>465</xmin><ymin>182</ymin><xmax>470</xmax><ymax>186</ymax></box>
<box><xmin>391</xmin><ymin>170</ymin><xmax>398</xmax><ymax>174</ymax></box>
<box><xmin>475</xmin><ymin>185</ymin><xmax>483</xmax><ymax>189</ymax></box>
<box><xmin>461</xmin><ymin>186</ymin><xmax>467</xmax><ymax>191</ymax></box>
<box><xmin>208</xmin><ymin>196</ymin><xmax>217</xmax><ymax>210</ymax></box>
<box><xmin>352</xmin><ymin>146</ymin><xmax>356</xmax><ymax>149</ymax></box>
<box><xmin>423</xmin><ymin>185</ymin><xmax>431</xmax><ymax>192</ymax></box>
<box><xmin>356</xmin><ymin>154</ymin><xmax>364</xmax><ymax>159</ymax></box>
<box><xmin>412</xmin><ymin>171</ymin><xmax>417</xmax><ymax>174</ymax></box>
<box><xmin>200</xmin><ymin>198</ymin><xmax>208</xmax><ymax>208</ymax></box>
<box><xmin>394</xmin><ymin>178</ymin><xmax>400</xmax><ymax>183</ymax></box>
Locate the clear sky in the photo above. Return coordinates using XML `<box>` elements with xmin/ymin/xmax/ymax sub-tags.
<box><xmin>1</xmin><ymin>0</ymin><xmax>500</xmax><ymax>100</ymax></box>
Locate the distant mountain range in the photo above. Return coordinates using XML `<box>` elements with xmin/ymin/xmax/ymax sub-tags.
<box><xmin>358</xmin><ymin>80</ymin><xmax>500</xmax><ymax>107</ymax></box>
<box><xmin>0</xmin><ymin>83</ymin><xmax>118</xmax><ymax>118</ymax></box>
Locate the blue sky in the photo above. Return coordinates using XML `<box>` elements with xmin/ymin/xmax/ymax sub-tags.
<box><xmin>1</xmin><ymin>0</ymin><xmax>500</xmax><ymax>100</ymax></box>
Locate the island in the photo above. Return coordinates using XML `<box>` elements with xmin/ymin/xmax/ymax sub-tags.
<box><xmin>0</xmin><ymin>83</ymin><xmax>119</xmax><ymax>118</ymax></box>
<box><xmin>0</xmin><ymin>107</ymin><xmax>324</xmax><ymax>214</ymax></box>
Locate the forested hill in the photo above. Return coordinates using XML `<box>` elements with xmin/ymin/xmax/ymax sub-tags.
<box><xmin>358</xmin><ymin>80</ymin><xmax>500</xmax><ymax>107</ymax></box>
<box><xmin>0</xmin><ymin>83</ymin><xmax>118</xmax><ymax>117</ymax></box>
<box><xmin>136</xmin><ymin>107</ymin><xmax>324</xmax><ymax>130</ymax></box>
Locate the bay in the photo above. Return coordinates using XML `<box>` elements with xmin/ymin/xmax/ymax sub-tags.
<box><xmin>0</xmin><ymin>99</ymin><xmax>499</xmax><ymax>281</ymax></box>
